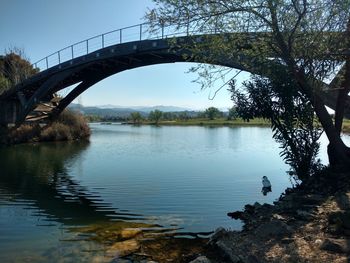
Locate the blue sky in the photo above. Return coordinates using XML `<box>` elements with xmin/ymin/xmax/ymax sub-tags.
<box><xmin>0</xmin><ymin>0</ymin><xmax>248</xmax><ymax>110</ymax></box>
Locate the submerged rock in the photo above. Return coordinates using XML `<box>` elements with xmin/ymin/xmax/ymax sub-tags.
<box><xmin>120</xmin><ymin>228</ymin><xmax>142</xmax><ymax>239</ymax></box>
<box><xmin>189</xmin><ymin>256</ymin><xmax>212</xmax><ymax>263</ymax></box>
<box><xmin>107</xmin><ymin>239</ymin><xmax>140</xmax><ymax>258</ymax></box>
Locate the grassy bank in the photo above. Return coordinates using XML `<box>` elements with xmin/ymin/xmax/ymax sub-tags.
<box><xmin>342</xmin><ymin>119</ymin><xmax>350</xmax><ymax>133</ymax></box>
<box><xmin>0</xmin><ymin>110</ymin><xmax>90</xmax><ymax>145</ymax></box>
<box><xmin>125</xmin><ymin>118</ymin><xmax>270</xmax><ymax>127</ymax></box>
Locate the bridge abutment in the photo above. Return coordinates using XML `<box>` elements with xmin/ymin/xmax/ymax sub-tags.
<box><xmin>0</xmin><ymin>100</ymin><xmax>21</xmax><ymax>126</ymax></box>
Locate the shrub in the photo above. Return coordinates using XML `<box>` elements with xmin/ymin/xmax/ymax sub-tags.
<box><xmin>7</xmin><ymin>124</ymin><xmax>40</xmax><ymax>144</ymax></box>
<box><xmin>40</xmin><ymin>122</ymin><xmax>72</xmax><ymax>141</ymax></box>
<box><xmin>0</xmin><ymin>109</ymin><xmax>90</xmax><ymax>145</ymax></box>
<box><xmin>56</xmin><ymin>110</ymin><xmax>90</xmax><ymax>139</ymax></box>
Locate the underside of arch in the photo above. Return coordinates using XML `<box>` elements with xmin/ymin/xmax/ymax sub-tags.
<box><xmin>0</xmin><ymin>36</ymin><xmax>349</xmax><ymax>125</ymax></box>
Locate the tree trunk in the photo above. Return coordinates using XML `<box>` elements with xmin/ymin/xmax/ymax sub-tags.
<box><xmin>295</xmin><ymin>71</ymin><xmax>350</xmax><ymax>171</ymax></box>
<box><xmin>314</xmin><ymin>96</ymin><xmax>350</xmax><ymax>171</ymax></box>
<box><xmin>334</xmin><ymin>19</ymin><xmax>350</xmax><ymax>136</ymax></box>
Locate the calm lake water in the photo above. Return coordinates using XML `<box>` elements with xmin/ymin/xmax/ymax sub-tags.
<box><xmin>1</xmin><ymin>124</ymin><xmax>346</xmax><ymax>262</ymax></box>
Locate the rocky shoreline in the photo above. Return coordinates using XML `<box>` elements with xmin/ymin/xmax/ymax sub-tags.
<box><xmin>70</xmin><ymin>173</ymin><xmax>350</xmax><ymax>263</ymax></box>
<box><xmin>190</xmin><ymin>173</ymin><xmax>350</xmax><ymax>263</ymax></box>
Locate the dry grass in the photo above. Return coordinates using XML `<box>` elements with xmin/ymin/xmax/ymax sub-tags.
<box><xmin>342</xmin><ymin>119</ymin><xmax>350</xmax><ymax>134</ymax></box>
<box><xmin>0</xmin><ymin>109</ymin><xmax>90</xmax><ymax>145</ymax></box>
<box><xmin>41</xmin><ymin>110</ymin><xmax>90</xmax><ymax>141</ymax></box>
<box><xmin>5</xmin><ymin>124</ymin><xmax>40</xmax><ymax>144</ymax></box>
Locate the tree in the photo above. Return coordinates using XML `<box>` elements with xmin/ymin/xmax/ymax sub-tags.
<box><xmin>231</xmin><ymin>69</ymin><xmax>323</xmax><ymax>181</ymax></box>
<box><xmin>204</xmin><ymin>107</ymin><xmax>222</xmax><ymax>120</ymax></box>
<box><xmin>0</xmin><ymin>48</ymin><xmax>38</xmax><ymax>93</ymax></box>
<box><xmin>178</xmin><ymin>111</ymin><xmax>190</xmax><ymax>121</ymax></box>
<box><xmin>148</xmin><ymin>110</ymin><xmax>163</xmax><ymax>124</ymax></box>
<box><xmin>129</xmin><ymin>112</ymin><xmax>142</xmax><ymax>124</ymax></box>
<box><xmin>227</xmin><ymin>107</ymin><xmax>238</xmax><ymax>121</ymax></box>
<box><xmin>149</xmin><ymin>0</ymin><xmax>350</xmax><ymax>172</ymax></box>
<box><xmin>163</xmin><ymin>111</ymin><xmax>176</xmax><ymax>120</ymax></box>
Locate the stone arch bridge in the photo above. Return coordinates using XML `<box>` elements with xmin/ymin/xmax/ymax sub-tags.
<box><xmin>0</xmin><ymin>23</ymin><xmax>348</xmax><ymax>125</ymax></box>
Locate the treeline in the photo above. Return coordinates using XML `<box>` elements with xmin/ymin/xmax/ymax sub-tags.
<box><xmin>85</xmin><ymin>106</ymin><xmax>239</xmax><ymax>124</ymax></box>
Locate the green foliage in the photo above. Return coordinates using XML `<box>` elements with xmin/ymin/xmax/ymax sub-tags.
<box><xmin>227</xmin><ymin>107</ymin><xmax>238</xmax><ymax>121</ymax></box>
<box><xmin>230</xmin><ymin>70</ymin><xmax>323</xmax><ymax>181</ymax></box>
<box><xmin>150</xmin><ymin>0</ymin><xmax>350</xmax><ymax>171</ymax></box>
<box><xmin>0</xmin><ymin>49</ymin><xmax>38</xmax><ymax>92</ymax></box>
<box><xmin>148</xmin><ymin>110</ymin><xmax>163</xmax><ymax>124</ymax></box>
<box><xmin>0</xmin><ymin>74</ymin><xmax>10</xmax><ymax>93</ymax></box>
<box><xmin>178</xmin><ymin>111</ymin><xmax>190</xmax><ymax>121</ymax></box>
<box><xmin>129</xmin><ymin>112</ymin><xmax>142</xmax><ymax>124</ymax></box>
<box><xmin>204</xmin><ymin>107</ymin><xmax>222</xmax><ymax>120</ymax></box>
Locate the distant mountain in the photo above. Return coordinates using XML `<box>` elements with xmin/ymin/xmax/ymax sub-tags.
<box><xmin>68</xmin><ymin>103</ymin><xmax>195</xmax><ymax>118</ymax></box>
<box><xmin>130</xmin><ymin>105</ymin><xmax>191</xmax><ymax>113</ymax></box>
<box><xmin>91</xmin><ymin>104</ymin><xmax>190</xmax><ymax>112</ymax></box>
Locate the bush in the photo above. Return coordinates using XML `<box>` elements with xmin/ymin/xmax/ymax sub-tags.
<box><xmin>40</xmin><ymin>122</ymin><xmax>72</xmax><ymax>141</ymax></box>
<box><xmin>0</xmin><ymin>109</ymin><xmax>90</xmax><ymax>145</ymax></box>
<box><xmin>56</xmin><ymin>110</ymin><xmax>90</xmax><ymax>139</ymax></box>
<box><xmin>7</xmin><ymin>124</ymin><xmax>40</xmax><ymax>144</ymax></box>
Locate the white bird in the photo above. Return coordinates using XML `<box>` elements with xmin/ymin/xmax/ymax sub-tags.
<box><xmin>262</xmin><ymin>176</ymin><xmax>271</xmax><ymax>188</ymax></box>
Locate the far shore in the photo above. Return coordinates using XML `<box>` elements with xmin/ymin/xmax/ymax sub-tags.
<box><xmin>95</xmin><ymin>118</ymin><xmax>271</xmax><ymax>127</ymax></box>
<box><xmin>94</xmin><ymin>118</ymin><xmax>350</xmax><ymax>133</ymax></box>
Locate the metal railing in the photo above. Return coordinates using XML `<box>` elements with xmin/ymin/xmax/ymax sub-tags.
<box><xmin>32</xmin><ymin>22</ymin><xmax>202</xmax><ymax>72</ymax></box>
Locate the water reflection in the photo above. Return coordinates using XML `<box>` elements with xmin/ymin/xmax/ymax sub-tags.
<box><xmin>0</xmin><ymin>141</ymin><xmax>207</xmax><ymax>262</ymax></box>
<box><xmin>0</xmin><ymin>142</ymin><xmax>145</xmax><ymax>226</ymax></box>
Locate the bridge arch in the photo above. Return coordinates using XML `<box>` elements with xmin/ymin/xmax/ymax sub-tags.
<box><xmin>0</xmin><ymin>27</ymin><xmax>347</xmax><ymax>124</ymax></box>
<box><xmin>1</xmin><ymin>36</ymin><xmax>255</xmax><ymax>124</ymax></box>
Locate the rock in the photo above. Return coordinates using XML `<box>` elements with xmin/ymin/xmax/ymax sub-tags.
<box><xmin>189</xmin><ymin>256</ymin><xmax>212</xmax><ymax>263</ymax></box>
<box><xmin>253</xmin><ymin>202</ymin><xmax>262</xmax><ymax>208</ymax></box>
<box><xmin>91</xmin><ymin>256</ymin><xmax>110</xmax><ymax>263</ymax></box>
<box><xmin>254</xmin><ymin>219</ymin><xmax>293</xmax><ymax>239</ymax></box>
<box><xmin>335</xmin><ymin>192</ymin><xmax>350</xmax><ymax>209</ymax></box>
<box><xmin>210</xmin><ymin>227</ymin><xmax>227</xmax><ymax>242</ymax></box>
<box><xmin>281</xmin><ymin>238</ymin><xmax>294</xmax><ymax>244</ymax></box>
<box><xmin>296</xmin><ymin>210</ymin><xmax>314</xmax><ymax>220</ymax></box>
<box><xmin>244</xmin><ymin>204</ymin><xmax>256</xmax><ymax>214</ymax></box>
<box><xmin>246</xmin><ymin>255</ymin><xmax>260</xmax><ymax>263</ymax></box>
<box><xmin>315</xmin><ymin>239</ymin><xmax>323</xmax><ymax>245</ymax></box>
<box><xmin>215</xmin><ymin>240</ymin><xmax>241</xmax><ymax>263</ymax></box>
<box><xmin>111</xmin><ymin>259</ymin><xmax>132</xmax><ymax>263</ymax></box>
<box><xmin>272</xmin><ymin>213</ymin><xmax>286</xmax><ymax>221</ymax></box>
<box><xmin>320</xmin><ymin>238</ymin><xmax>350</xmax><ymax>254</ymax></box>
<box><xmin>107</xmin><ymin>239</ymin><xmax>140</xmax><ymax>258</ymax></box>
<box><xmin>303</xmin><ymin>194</ymin><xmax>324</xmax><ymax>204</ymax></box>
<box><xmin>227</xmin><ymin>211</ymin><xmax>244</xmax><ymax>220</ymax></box>
<box><xmin>303</xmin><ymin>235</ymin><xmax>312</xmax><ymax>241</ymax></box>
<box><xmin>120</xmin><ymin>228</ymin><xmax>142</xmax><ymax>239</ymax></box>
<box><xmin>329</xmin><ymin>211</ymin><xmax>350</xmax><ymax>230</ymax></box>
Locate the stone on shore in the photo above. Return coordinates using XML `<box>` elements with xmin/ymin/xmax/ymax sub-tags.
<box><xmin>254</xmin><ymin>219</ymin><xmax>292</xmax><ymax>239</ymax></box>
<box><xmin>320</xmin><ymin>238</ymin><xmax>350</xmax><ymax>254</ymax></box>
<box><xmin>107</xmin><ymin>239</ymin><xmax>140</xmax><ymax>258</ymax></box>
<box><xmin>189</xmin><ymin>255</ymin><xmax>212</xmax><ymax>263</ymax></box>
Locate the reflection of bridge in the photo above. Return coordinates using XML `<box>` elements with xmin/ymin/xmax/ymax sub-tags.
<box><xmin>0</xmin><ymin>142</ymin><xmax>145</xmax><ymax>226</ymax></box>
<box><xmin>0</xmin><ymin>23</ymin><xmax>348</xmax><ymax>125</ymax></box>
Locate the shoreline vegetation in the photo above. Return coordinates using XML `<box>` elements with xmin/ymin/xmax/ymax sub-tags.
<box><xmin>114</xmin><ymin>117</ymin><xmax>270</xmax><ymax>127</ymax></box>
<box><xmin>96</xmin><ymin>116</ymin><xmax>350</xmax><ymax>134</ymax></box>
<box><xmin>0</xmin><ymin>109</ymin><xmax>90</xmax><ymax>145</ymax></box>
